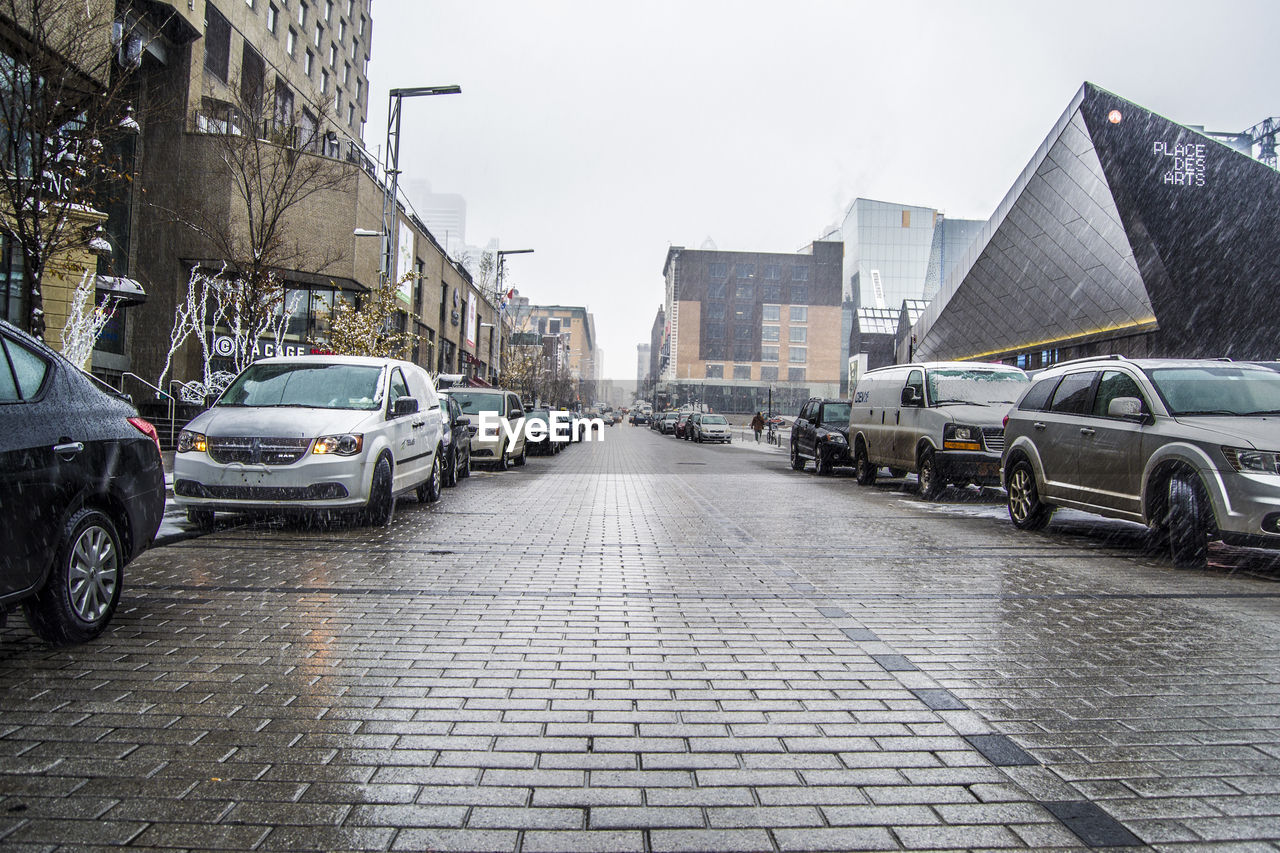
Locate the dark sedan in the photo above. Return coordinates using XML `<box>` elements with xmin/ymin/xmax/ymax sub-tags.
<box><xmin>441</xmin><ymin>393</ymin><xmax>472</xmax><ymax>486</ymax></box>
<box><xmin>0</xmin><ymin>320</ymin><xmax>165</xmax><ymax>643</ymax></box>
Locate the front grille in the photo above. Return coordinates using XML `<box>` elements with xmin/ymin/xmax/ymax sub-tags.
<box><xmin>208</xmin><ymin>437</ymin><xmax>311</xmax><ymax>466</ymax></box>
<box><xmin>982</xmin><ymin>428</ymin><xmax>1005</xmax><ymax>453</ymax></box>
<box><xmin>175</xmin><ymin>480</ymin><xmax>348</xmax><ymax>500</ymax></box>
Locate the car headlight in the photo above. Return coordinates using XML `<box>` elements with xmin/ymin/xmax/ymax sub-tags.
<box><xmin>943</xmin><ymin>423</ymin><xmax>982</xmax><ymax>451</ymax></box>
<box><xmin>823</xmin><ymin>432</ymin><xmax>847</xmax><ymax>444</ymax></box>
<box><xmin>176</xmin><ymin>430</ymin><xmax>206</xmax><ymax>453</ymax></box>
<box><xmin>313</xmin><ymin>434</ymin><xmax>364</xmax><ymax>456</ymax></box>
<box><xmin>1223</xmin><ymin>446</ymin><xmax>1280</xmax><ymax>475</ymax></box>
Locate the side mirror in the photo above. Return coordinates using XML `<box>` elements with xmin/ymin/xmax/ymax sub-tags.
<box><xmin>453</xmin><ymin>416</ymin><xmax>470</xmax><ymax>429</ymax></box>
<box><xmin>1108</xmin><ymin>396</ymin><xmax>1147</xmax><ymax>421</ymax></box>
<box><xmin>900</xmin><ymin>387</ymin><xmax>921</xmax><ymax>407</ymax></box>
<box><xmin>393</xmin><ymin>397</ymin><xmax>419</xmax><ymax>417</ymax></box>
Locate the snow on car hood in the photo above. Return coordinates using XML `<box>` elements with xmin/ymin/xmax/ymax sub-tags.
<box><xmin>930</xmin><ymin>402</ymin><xmax>1013</xmax><ymax>427</ymax></box>
<box><xmin>185</xmin><ymin>405</ymin><xmax>382</xmax><ymax>438</ymax></box>
<box><xmin>1171</xmin><ymin>416</ymin><xmax>1280</xmax><ymax>450</ymax></box>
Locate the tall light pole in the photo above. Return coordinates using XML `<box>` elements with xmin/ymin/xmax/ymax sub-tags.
<box><xmin>494</xmin><ymin>248</ymin><xmax>533</xmax><ymax>379</ymax></box>
<box><xmin>381</xmin><ymin>85</ymin><xmax>461</xmax><ymax>286</ymax></box>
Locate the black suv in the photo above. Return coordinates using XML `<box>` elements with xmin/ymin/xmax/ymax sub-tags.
<box><xmin>790</xmin><ymin>398</ymin><xmax>853</xmax><ymax>475</ymax></box>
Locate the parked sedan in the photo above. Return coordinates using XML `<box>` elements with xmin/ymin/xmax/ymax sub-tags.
<box><xmin>175</xmin><ymin>356</ymin><xmax>444</xmax><ymax>527</ymax></box>
<box><xmin>440</xmin><ymin>394</ymin><xmax>472</xmax><ymax>486</ymax></box>
<box><xmin>0</xmin><ymin>320</ymin><xmax>165</xmax><ymax>643</ymax></box>
<box><xmin>657</xmin><ymin>412</ymin><xmax>679</xmax><ymax>434</ymax></box>
<box><xmin>674</xmin><ymin>412</ymin><xmax>693</xmax><ymax>439</ymax></box>
<box><xmin>691</xmin><ymin>413</ymin><xmax>732</xmax><ymax>443</ymax></box>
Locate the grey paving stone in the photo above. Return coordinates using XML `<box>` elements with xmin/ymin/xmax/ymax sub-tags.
<box><xmin>773</xmin><ymin>826</ymin><xmax>898</xmax><ymax>851</ymax></box>
<box><xmin>650</xmin><ymin>828</ymin><xmax>775</xmax><ymax>852</ymax></box>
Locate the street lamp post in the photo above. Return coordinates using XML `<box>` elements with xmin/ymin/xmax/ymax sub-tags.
<box><xmin>380</xmin><ymin>85</ymin><xmax>461</xmax><ymax>286</ymax></box>
<box><xmin>493</xmin><ymin>248</ymin><xmax>533</xmax><ymax>379</ymax></box>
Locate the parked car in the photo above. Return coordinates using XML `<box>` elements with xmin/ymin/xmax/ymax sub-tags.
<box><xmin>174</xmin><ymin>355</ymin><xmax>444</xmax><ymax>527</ymax></box>
<box><xmin>849</xmin><ymin>362</ymin><xmax>1029</xmax><ymax>498</ymax></box>
<box><xmin>631</xmin><ymin>411</ymin><xmax>651</xmax><ymax>425</ymax></box>
<box><xmin>441</xmin><ymin>387</ymin><xmax>527</xmax><ymax>469</ymax></box>
<box><xmin>691</xmin><ymin>413</ymin><xmax>732</xmax><ymax>443</ymax></box>
<box><xmin>522</xmin><ymin>408</ymin><xmax>562</xmax><ymax>455</ymax></box>
<box><xmin>1003</xmin><ymin>356</ymin><xmax>1280</xmax><ymax>568</ymax></box>
<box><xmin>790</xmin><ymin>398</ymin><xmax>853</xmax><ymax>474</ymax></box>
<box><xmin>0</xmin><ymin>320</ymin><xmax>165</xmax><ymax>643</ymax></box>
<box><xmin>674</xmin><ymin>412</ymin><xmax>693</xmax><ymax>439</ymax></box>
<box><xmin>658</xmin><ymin>412</ymin><xmax>680</xmax><ymax>434</ymax></box>
<box><xmin>440</xmin><ymin>393</ymin><xmax>473</xmax><ymax>486</ymax></box>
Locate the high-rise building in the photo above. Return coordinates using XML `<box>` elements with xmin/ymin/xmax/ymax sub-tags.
<box><xmin>405</xmin><ymin>179</ymin><xmax>467</xmax><ymax>259</ymax></box>
<box><xmin>519</xmin><ymin>305</ymin><xmax>598</xmax><ymax>383</ymax></box>
<box><xmin>636</xmin><ymin>343</ymin><xmax>650</xmax><ymax>385</ymax></box>
<box><xmin>659</xmin><ymin>241</ymin><xmax>843</xmax><ymax>413</ymax></box>
<box><xmin>650</xmin><ymin>306</ymin><xmax>665</xmax><ymax>381</ymax></box>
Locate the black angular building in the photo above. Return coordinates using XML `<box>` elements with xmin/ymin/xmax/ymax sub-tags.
<box><xmin>912</xmin><ymin>83</ymin><xmax>1280</xmax><ymax>367</ymax></box>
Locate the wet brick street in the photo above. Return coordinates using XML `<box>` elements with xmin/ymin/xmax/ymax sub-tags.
<box><xmin>3</xmin><ymin>427</ymin><xmax>1280</xmax><ymax>851</ymax></box>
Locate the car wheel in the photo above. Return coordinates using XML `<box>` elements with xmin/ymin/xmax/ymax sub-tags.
<box><xmin>187</xmin><ymin>508</ymin><xmax>215</xmax><ymax>528</ymax></box>
<box><xmin>417</xmin><ymin>451</ymin><xmax>443</xmax><ymax>503</ymax></box>
<box><xmin>514</xmin><ymin>443</ymin><xmax>527</xmax><ymax>467</ymax></box>
<box><xmin>854</xmin><ymin>443</ymin><xmax>877</xmax><ymax>486</ymax></box>
<box><xmin>23</xmin><ymin>508</ymin><xmax>123</xmax><ymax>644</ymax></box>
<box><xmin>917</xmin><ymin>449</ymin><xmax>944</xmax><ymax>500</ymax></box>
<box><xmin>459</xmin><ymin>444</ymin><xmax>472</xmax><ymax>478</ymax></box>
<box><xmin>496</xmin><ymin>442</ymin><xmax>509</xmax><ymax>471</ymax></box>
<box><xmin>815</xmin><ymin>448</ymin><xmax>832</xmax><ymax>476</ymax></box>
<box><xmin>1007</xmin><ymin>459</ymin><xmax>1053</xmax><ymax>530</ymax></box>
<box><xmin>442</xmin><ymin>444</ymin><xmax>458</xmax><ymax>488</ymax></box>
<box><xmin>1167</xmin><ymin>475</ymin><xmax>1211</xmax><ymax>569</ymax></box>
<box><xmin>363</xmin><ymin>454</ymin><xmax>396</xmax><ymax>526</ymax></box>
<box><xmin>790</xmin><ymin>442</ymin><xmax>807</xmax><ymax>471</ymax></box>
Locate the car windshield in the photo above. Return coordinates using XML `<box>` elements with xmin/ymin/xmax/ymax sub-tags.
<box><xmin>218</xmin><ymin>362</ymin><xmax>384</xmax><ymax>410</ymax></box>
<box><xmin>524</xmin><ymin>409</ymin><xmax>550</xmax><ymax>422</ymax></box>
<box><xmin>447</xmin><ymin>391</ymin><xmax>504</xmax><ymax>414</ymax></box>
<box><xmin>702</xmin><ymin>415</ymin><xmax>728</xmax><ymax>424</ymax></box>
<box><xmin>1148</xmin><ymin>366</ymin><xmax>1280</xmax><ymax>416</ymax></box>
<box><xmin>819</xmin><ymin>403</ymin><xmax>851</xmax><ymax>425</ymax></box>
<box><xmin>927</xmin><ymin>369</ymin><xmax>1028</xmax><ymax>406</ymax></box>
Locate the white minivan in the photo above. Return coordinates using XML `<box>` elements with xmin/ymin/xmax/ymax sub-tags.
<box><xmin>174</xmin><ymin>355</ymin><xmax>444</xmax><ymax>526</ymax></box>
<box><xmin>849</xmin><ymin>362</ymin><xmax>1029</xmax><ymax>499</ymax></box>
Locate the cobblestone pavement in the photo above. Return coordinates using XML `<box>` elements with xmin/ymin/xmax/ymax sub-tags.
<box><xmin>3</xmin><ymin>426</ymin><xmax>1280</xmax><ymax>851</ymax></box>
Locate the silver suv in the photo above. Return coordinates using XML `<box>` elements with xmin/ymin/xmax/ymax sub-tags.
<box><xmin>1002</xmin><ymin>356</ymin><xmax>1280</xmax><ymax>568</ymax></box>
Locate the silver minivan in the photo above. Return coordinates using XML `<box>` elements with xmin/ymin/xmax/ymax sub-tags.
<box><xmin>1003</xmin><ymin>356</ymin><xmax>1280</xmax><ymax>568</ymax></box>
<box><xmin>849</xmin><ymin>362</ymin><xmax>1029</xmax><ymax>499</ymax></box>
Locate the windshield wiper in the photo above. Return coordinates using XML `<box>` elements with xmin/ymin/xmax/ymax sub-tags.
<box><xmin>932</xmin><ymin>399</ymin><xmax>988</xmax><ymax>406</ymax></box>
<box><xmin>1176</xmin><ymin>409</ymin><xmax>1238</xmax><ymax>416</ymax></box>
<box><xmin>1240</xmin><ymin>410</ymin><xmax>1280</xmax><ymax>416</ymax></box>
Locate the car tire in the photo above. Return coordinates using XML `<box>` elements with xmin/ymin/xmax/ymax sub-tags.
<box><xmin>459</xmin><ymin>444</ymin><xmax>471</xmax><ymax>478</ymax></box>
<box><xmin>1167</xmin><ymin>475</ymin><xmax>1211</xmax><ymax>569</ymax></box>
<box><xmin>442</xmin><ymin>445</ymin><xmax>458</xmax><ymax>488</ymax></box>
<box><xmin>917</xmin><ymin>449</ymin><xmax>944</xmax><ymax>500</ymax></box>
<box><xmin>417</xmin><ymin>451</ymin><xmax>443</xmax><ymax>503</ymax></box>
<box><xmin>854</xmin><ymin>443</ymin><xmax>877</xmax><ymax>486</ymax></box>
<box><xmin>363</xmin><ymin>454</ymin><xmax>396</xmax><ymax>526</ymax></box>
<box><xmin>496</xmin><ymin>442</ymin><xmax>509</xmax><ymax>471</ymax></box>
<box><xmin>790</xmin><ymin>442</ymin><xmax>807</xmax><ymax>471</ymax></box>
<box><xmin>187</xmin><ymin>508</ymin><xmax>215</xmax><ymax>528</ymax></box>
<box><xmin>23</xmin><ymin>508</ymin><xmax>123</xmax><ymax>644</ymax></box>
<box><xmin>815</xmin><ymin>448</ymin><xmax>832</xmax><ymax>476</ymax></box>
<box><xmin>514</xmin><ymin>444</ymin><xmax>527</xmax><ymax>467</ymax></box>
<box><xmin>1006</xmin><ymin>459</ymin><xmax>1053</xmax><ymax>530</ymax></box>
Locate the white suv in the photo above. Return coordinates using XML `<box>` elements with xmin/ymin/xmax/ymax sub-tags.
<box><xmin>174</xmin><ymin>356</ymin><xmax>443</xmax><ymax>526</ymax></box>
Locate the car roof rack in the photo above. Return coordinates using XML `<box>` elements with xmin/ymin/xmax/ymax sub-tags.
<box><xmin>1045</xmin><ymin>354</ymin><xmax>1126</xmax><ymax>369</ymax></box>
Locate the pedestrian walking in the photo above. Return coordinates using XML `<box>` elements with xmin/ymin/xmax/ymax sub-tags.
<box><xmin>750</xmin><ymin>411</ymin><xmax>765</xmax><ymax>443</ymax></box>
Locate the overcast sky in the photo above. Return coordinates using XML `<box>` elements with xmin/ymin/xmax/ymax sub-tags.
<box><xmin>365</xmin><ymin>0</ymin><xmax>1278</xmax><ymax>381</ymax></box>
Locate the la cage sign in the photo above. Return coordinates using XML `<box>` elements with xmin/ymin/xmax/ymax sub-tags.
<box><xmin>213</xmin><ymin>335</ymin><xmax>317</xmax><ymax>360</ymax></box>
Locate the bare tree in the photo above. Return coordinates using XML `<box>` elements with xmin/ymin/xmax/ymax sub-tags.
<box><xmin>58</xmin><ymin>271</ymin><xmax>118</xmax><ymax>368</ymax></box>
<box><xmin>0</xmin><ymin>0</ymin><xmax>141</xmax><ymax>341</ymax></box>
<box><xmin>167</xmin><ymin>71</ymin><xmax>356</xmax><ymax>353</ymax></box>
<box><xmin>318</xmin><ymin>272</ymin><xmax>416</xmax><ymax>359</ymax></box>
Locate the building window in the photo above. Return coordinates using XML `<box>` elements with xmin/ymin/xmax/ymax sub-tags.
<box><xmin>321</xmin><ymin>68</ymin><xmax>329</xmax><ymax>93</ymax></box>
<box><xmin>788</xmin><ymin>367</ymin><xmax>806</xmax><ymax>382</ymax></box>
<box><xmin>346</xmin><ymin>102</ymin><xmax>355</xmax><ymax>126</ymax></box>
<box><xmin>790</xmin><ymin>305</ymin><xmax>807</xmax><ymax>323</ymax></box>
<box><xmin>245</xmin><ymin>0</ymin><xmax>255</xmax><ymax>7</ymax></box>
<box><xmin>324</xmin><ymin>0</ymin><xmax>333</xmax><ymax>21</ymax></box>
<box><xmin>733</xmin><ymin>365</ymin><xmax>751</xmax><ymax>380</ymax></box>
<box><xmin>343</xmin><ymin>62</ymin><xmax>351</xmax><ymax>85</ymax></box>
<box><xmin>705</xmin><ymin>322</ymin><xmax>723</xmax><ymax>340</ymax></box>
<box><xmin>764</xmin><ymin>264</ymin><xmax>781</xmax><ymax>280</ymax></box>
<box><xmin>335</xmin><ymin>88</ymin><xmax>342</xmax><ymax>111</ymax></box>
<box><xmin>737</xmin><ymin>263</ymin><xmax>754</xmax><ymax>279</ymax></box>
<box><xmin>339</xmin><ymin>18</ymin><xmax>347</xmax><ymax>41</ymax></box>
<box><xmin>734</xmin><ymin>283</ymin><xmax>753</xmax><ymax>301</ymax></box>
<box><xmin>706</xmin><ymin>364</ymin><xmax>723</xmax><ymax>379</ymax></box>
<box><xmin>762</xmin><ymin>325</ymin><xmax>779</xmax><ymax>342</ymax></box>
<box><xmin>304</xmin><ymin>50</ymin><xmax>313</xmax><ymax>75</ymax></box>
<box><xmin>204</xmin><ymin>5</ymin><xmax>232</xmax><ymax>82</ymax></box>
<box><xmin>359</xmin><ymin>14</ymin><xmax>366</xmax><ymax>35</ymax></box>
<box><xmin>789</xmin><ymin>327</ymin><xmax>807</xmax><ymax>343</ymax></box>
<box><xmin>761</xmin><ymin>346</ymin><xmax>778</xmax><ymax>363</ymax></box>
<box><xmin>790</xmin><ymin>285</ymin><xmax>808</xmax><ymax>304</ymax></box>
<box><xmin>548</xmin><ymin>318</ymin><xmax>561</xmax><ymax>333</ymax></box>
<box><xmin>760</xmin><ymin>366</ymin><xmax>778</xmax><ymax>382</ymax></box>
<box><xmin>314</xmin><ymin>23</ymin><xmax>323</xmax><ymax>47</ymax></box>
<box><xmin>733</xmin><ymin>343</ymin><xmax>752</xmax><ymax>362</ymax></box>
<box><xmin>704</xmin><ymin>302</ymin><xmax>724</xmax><ymax>320</ymax></box>
<box><xmin>286</xmin><ymin>27</ymin><xmax>296</xmax><ymax>55</ymax></box>
<box><xmin>0</xmin><ymin>235</ymin><xmax>26</xmax><ymax>324</ymax></box>
<box><xmin>329</xmin><ymin>43</ymin><xmax>337</xmax><ymax>67</ymax></box>
<box><xmin>791</xmin><ymin>266</ymin><xmax>809</xmax><ymax>281</ymax></box>
<box><xmin>240</xmin><ymin>44</ymin><xmax>266</xmax><ymax>109</ymax></box>
<box><xmin>298</xmin><ymin>1</ymin><xmax>308</xmax><ymax>25</ymax></box>
<box><xmin>355</xmin><ymin>77</ymin><xmax>362</xmax><ymax>102</ymax></box>
<box><xmin>762</xmin><ymin>304</ymin><xmax>780</xmax><ymax>322</ymax></box>
<box><xmin>707</xmin><ymin>281</ymin><xmax>726</xmax><ymax>299</ymax></box>
<box><xmin>761</xmin><ymin>284</ymin><xmax>781</xmax><ymax>302</ymax></box>
<box><xmin>267</xmin><ymin>3</ymin><xmax>279</xmax><ymax>33</ymax></box>
<box><xmin>902</xmin><ymin>209</ymin><xmax>911</xmax><ymax>227</ymax></box>
<box><xmin>708</xmin><ymin>262</ymin><xmax>727</xmax><ymax>278</ymax></box>
<box><xmin>733</xmin><ymin>325</ymin><xmax>751</xmax><ymax>341</ymax></box>
<box><xmin>733</xmin><ymin>304</ymin><xmax>751</xmax><ymax>322</ymax></box>
<box><xmin>705</xmin><ymin>344</ymin><xmax>725</xmax><ymax>360</ymax></box>
<box><xmin>346</xmin><ymin>0</ymin><xmax>353</xmax><ymax>14</ymax></box>
<box><xmin>789</xmin><ymin>346</ymin><xmax>807</xmax><ymax>363</ymax></box>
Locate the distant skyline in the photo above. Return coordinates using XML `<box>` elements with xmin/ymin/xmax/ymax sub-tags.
<box><xmin>365</xmin><ymin>0</ymin><xmax>1278</xmax><ymax>379</ymax></box>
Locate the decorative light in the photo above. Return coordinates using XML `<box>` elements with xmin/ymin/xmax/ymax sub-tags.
<box><xmin>1108</xmin><ymin>109</ymin><xmax>1123</xmax><ymax>125</ymax></box>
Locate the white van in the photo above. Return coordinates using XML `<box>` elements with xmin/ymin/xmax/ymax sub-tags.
<box><xmin>849</xmin><ymin>362</ymin><xmax>1029</xmax><ymax>499</ymax></box>
<box><xmin>174</xmin><ymin>356</ymin><xmax>444</xmax><ymax>526</ymax></box>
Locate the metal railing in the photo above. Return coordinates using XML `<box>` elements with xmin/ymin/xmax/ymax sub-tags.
<box><xmin>122</xmin><ymin>373</ymin><xmax>176</xmax><ymax>447</ymax></box>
